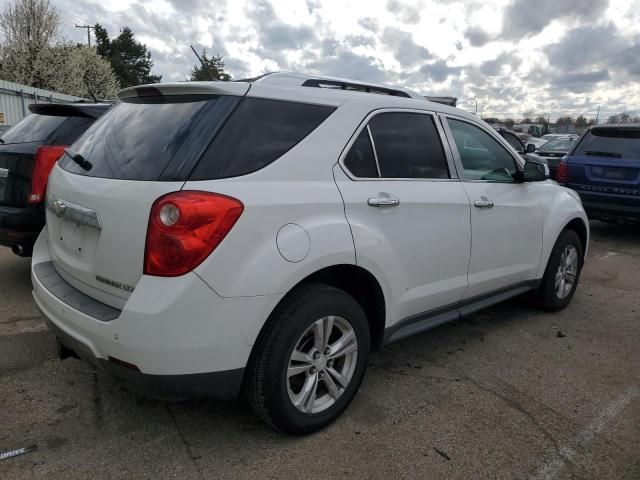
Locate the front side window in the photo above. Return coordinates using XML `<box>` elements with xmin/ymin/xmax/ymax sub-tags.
<box><xmin>447</xmin><ymin>118</ymin><xmax>517</xmax><ymax>182</ymax></box>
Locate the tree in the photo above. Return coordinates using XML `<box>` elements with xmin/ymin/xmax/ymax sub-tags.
<box><xmin>575</xmin><ymin>115</ymin><xmax>588</xmax><ymax>128</ymax></box>
<box><xmin>0</xmin><ymin>0</ymin><xmax>61</xmax><ymax>88</ymax></box>
<box><xmin>190</xmin><ymin>49</ymin><xmax>231</xmax><ymax>81</ymax></box>
<box><xmin>37</xmin><ymin>44</ymin><xmax>119</xmax><ymax>99</ymax></box>
<box><xmin>521</xmin><ymin>110</ymin><xmax>534</xmax><ymax>123</ymax></box>
<box><xmin>556</xmin><ymin>116</ymin><xmax>574</xmax><ymax>126</ymax></box>
<box><xmin>93</xmin><ymin>24</ymin><xmax>161</xmax><ymax>88</ymax></box>
<box><xmin>504</xmin><ymin>118</ymin><xmax>515</xmax><ymax>128</ymax></box>
<box><xmin>535</xmin><ymin>115</ymin><xmax>548</xmax><ymax>124</ymax></box>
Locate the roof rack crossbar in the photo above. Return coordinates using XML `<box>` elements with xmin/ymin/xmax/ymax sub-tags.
<box><xmin>301</xmin><ymin>79</ymin><xmax>411</xmax><ymax>98</ymax></box>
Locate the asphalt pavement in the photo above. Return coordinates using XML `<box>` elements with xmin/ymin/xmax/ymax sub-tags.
<box><xmin>1</xmin><ymin>221</ymin><xmax>639</xmax><ymax>479</ymax></box>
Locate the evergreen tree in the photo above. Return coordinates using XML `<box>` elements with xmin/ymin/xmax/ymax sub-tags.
<box><xmin>190</xmin><ymin>49</ymin><xmax>231</xmax><ymax>81</ymax></box>
<box><xmin>93</xmin><ymin>23</ymin><xmax>161</xmax><ymax>88</ymax></box>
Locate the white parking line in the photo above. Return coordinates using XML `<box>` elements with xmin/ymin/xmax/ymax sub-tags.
<box><xmin>531</xmin><ymin>386</ymin><xmax>639</xmax><ymax>480</ymax></box>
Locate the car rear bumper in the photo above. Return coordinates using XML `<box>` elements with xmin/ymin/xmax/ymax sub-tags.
<box><xmin>32</xmin><ymin>228</ymin><xmax>282</xmax><ymax>400</ymax></box>
<box><xmin>575</xmin><ymin>192</ymin><xmax>640</xmax><ymax>221</ymax></box>
<box><xmin>0</xmin><ymin>204</ymin><xmax>43</xmax><ymax>250</ymax></box>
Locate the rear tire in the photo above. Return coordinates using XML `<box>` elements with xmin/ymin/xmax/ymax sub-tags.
<box><xmin>536</xmin><ymin>229</ymin><xmax>583</xmax><ymax>311</ymax></box>
<box><xmin>245</xmin><ymin>283</ymin><xmax>370</xmax><ymax>435</ymax></box>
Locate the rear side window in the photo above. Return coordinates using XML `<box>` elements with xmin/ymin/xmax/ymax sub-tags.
<box><xmin>573</xmin><ymin>128</ymin><xmax>640</xmax><ymax>159</ymax></box>
<box><xmin>59</xmin><ymin>95</ymin><xmax>240</xmax><ymax>181</ymax></box>
<box><xmin>343</xmin><ymin>128</ymin><xmax>378</xmax><ymax>177</ymax></box>
<box><xmin>368</xmin><ymin>112</ymin><xmax>449</xmax><ymax>179</ymax></box>
<box><xmin>189</xmin><ymin>98</ymin><xmax>336</xmax><ymax>180</ymax></box>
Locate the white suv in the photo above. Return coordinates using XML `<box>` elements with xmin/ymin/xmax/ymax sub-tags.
<box><xmin>32</xmin><ymin>72</ymin><xmax>588</xmax><ymax>434</ymax></box>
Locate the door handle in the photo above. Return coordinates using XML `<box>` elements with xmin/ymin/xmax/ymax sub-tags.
<box><xmin>474</xmin><ymin>197</ymin><xmax>494</xmax><ymax>209</ymax></box>
<box><xmin>367</xmin><ymin>192</ymin><xmax>400</xmax><ymax>208</ymax></box>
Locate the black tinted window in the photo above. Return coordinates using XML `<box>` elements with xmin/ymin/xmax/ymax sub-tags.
<box><xmin>344</xmin><ymin>128</ymin><xmax>378</xmax><ymax>177</ymax></box>
<box><xmin>368</xmin><ymin>113</ymin><xmax>449</xmax><ymax>179</ymax></box>
<box><xmin>190</xmin><ymin>98</ymin><xmax>335</xmax><ymax>180</ymax></box>
<box><xmin>447</xmin><ymin>118</ymin><xmax>517</xmax><ymax>181</ymax></box>
<box><xmin>1</xmin><ymin>114</ymin><xmax>66</xmax><ymax>144</ymax></box>
<box><xmin>503</xmin><ymin>132</ymin><xmax>523</xmax><ymax>152</ymax></box>
<box><xmin>48</xmin><ymin>116</ymin><xmax>95</xmax><ymax>145</ymax></box>
<box><xmin>573</xmin><ymin>128</ymin><xmax>640</xmax><ymax>159</ymax></box>
<box><xmin>59</xmin><ymin>95</ymin><xmax>239</xmax><ymax>180</ymax></box>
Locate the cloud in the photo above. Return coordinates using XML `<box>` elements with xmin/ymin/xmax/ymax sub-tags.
<box><xmin>551</xmin><ymin>70</ymin><xmax>611</xmax><ymax>92</ymax></box>
<box><xmin>420</xmin><ymin>60</ymin><xmax>462</xmax><ymax>82</ymax></box>
<box><xmin>358</xmin><ymin>17</ymin><xmax>379</xmax><ymax>33</ymax></box>
<box><xmin>246</xmin><ymin>0</ymin><xmax>315</xmax><ymax>51</ymax></box>
<box><xmin>478</xmin><ymin>52</ymin><xmax>521</xmax><ymax>77</ymax></box>
<box><xmin>386</xmin><ymin>0</ymin><xmax>423</xmax><ymax>24</ymax></box>
<box><xmin>305</xmin><ymin>50</ymin><xmax>388</xmax><ymax>83</ymax></box>
<box><xmin>501</xmin><ymin>0</ymin><xmax>609</xmax><ymax>40</ymax></box>
<box><xmin>465</xmin><ymin>26</ymin><xmax>493</xmax><ymax>47</ymax></box>
<box><xmin>380</xmin><ymin>27</ymin><xmax>432</xmax><ymax>67</ymax></box>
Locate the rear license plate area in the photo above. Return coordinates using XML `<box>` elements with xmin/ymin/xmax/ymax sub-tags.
<box><xmin>57</xmin><ymin>219</ymin><xmax>86</xmax><ymax>256</ymax></box>
<box><xmin>591</xmin><ymin>166</ymin><xmax>634</xmax><ymax>180</ymax></box>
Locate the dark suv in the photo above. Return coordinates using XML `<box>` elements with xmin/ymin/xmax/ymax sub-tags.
<box><xmin>0</xmin><ymin>103</ymin><xmax>110</xmax><ymax>255</ymax></box>
<box><xmin>558</xmin><ymin>124</ymin><xmax>640</xmax><ymax>222</ymax></box>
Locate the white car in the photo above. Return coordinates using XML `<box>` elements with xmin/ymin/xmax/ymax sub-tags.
<box><xmin>32</xmin><ymin>72</ymin><xmax>589</xmax><ymax>434</ymax></box>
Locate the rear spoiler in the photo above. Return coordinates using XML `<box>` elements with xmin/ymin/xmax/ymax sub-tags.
<box><xmin>28</xmin><ymin>103</ymin><xmax>111</xmax><ymax>119</ymax></box>
<box><xmin>118</xmin><ymin>82</ymin><xmax>250</xmax><ymax>100</ymax></box>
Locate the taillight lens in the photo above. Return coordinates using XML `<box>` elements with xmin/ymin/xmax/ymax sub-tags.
<box><xmin>28</xmin><ymin>145</ymin><xmax>67</xmax><ymax>204</ymax></box>
<box><xmin>556</xmin><ymin>160</ymin><xmax>569</xmax><ymax>183</ymax></box>
<box><xmin>144</xmin><ymin>191</ymin><xmax>244</xmax><ymax>277</ymax></box>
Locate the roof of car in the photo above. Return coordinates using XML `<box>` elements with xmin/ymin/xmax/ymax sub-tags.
<box><xmin>119</xmin><ymin>72</ymin><xmax>480</xmax><ymax>123</ymax></box>
<box><xmin>588</xmin><ymin>123</ymin><xmax>640</xmax><ymax>129</ymax></box>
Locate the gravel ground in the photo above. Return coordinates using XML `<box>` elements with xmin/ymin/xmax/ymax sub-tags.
<box><xmin>1</xmin><ymin>220</ymin><xmax>639</xmax><ymax>479</ymax></box>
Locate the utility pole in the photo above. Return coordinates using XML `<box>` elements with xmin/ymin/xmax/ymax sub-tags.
<box><xmin>475</xmin><ymin>100</ymin><xmax>478</xmax><ymax>115</ymax></box>
<box><xmin>595</xmin><ymin>105</ymin><xmax>600</xmax><ymax>125</ymax></box>
<box><xmin>76</xmin><ymin>25</ymin><xmax>95</xmax><ymax>47</ymax></box>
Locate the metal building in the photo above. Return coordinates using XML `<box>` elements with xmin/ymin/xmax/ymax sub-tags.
<box><xmin>0</xmin><ymin>79</ymin><xmax>83</xmax><ymax>130</ymax></box>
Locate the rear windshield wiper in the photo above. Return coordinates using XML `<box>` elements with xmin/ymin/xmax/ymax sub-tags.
<box><xmin>584</xmin><ymin>150</ymin><xmax>622</xmax><ymax>159</ymax></box>
<box><xmin>64</xmin><ymin>148</ymin><xmax>92</xmax><ymax>171</ymax></box>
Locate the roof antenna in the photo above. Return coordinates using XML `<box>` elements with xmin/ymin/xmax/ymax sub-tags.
<box><xmin>190</xmin><ymin>45</ymin><xmax>216</xmax><ymax>81</ymax></box>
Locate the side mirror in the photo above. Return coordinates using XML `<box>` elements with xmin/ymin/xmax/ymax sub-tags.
<box><xmin>522</xmin><ymin>160</ymin><xmax>549</xmax><ymax>182</ymax></box>
<box><xmin>526</xmin><ymin>143</ymin><xmax>536</xmax><ymax>153</ymax></box>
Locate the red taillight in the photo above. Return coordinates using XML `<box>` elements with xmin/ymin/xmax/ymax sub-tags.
<box><xmin>556</xmin><ymin>161</ymin><xmax>569</xmax><ymax>183</ymax></box>
<box><xmin>144</xmin><ymin>191</ymin><xmax>244</xmax><ymax>277</ymax></box>
<box><xmin>29</xmin><ymin>145</ymin><xmax>67</xmax><ymax>204</ymax></box>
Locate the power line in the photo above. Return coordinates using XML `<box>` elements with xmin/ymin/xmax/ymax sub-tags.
<box><xmin>75</xmin><ymin>24</ymin><xmax>95</xmax><ymax>47</ymax></box>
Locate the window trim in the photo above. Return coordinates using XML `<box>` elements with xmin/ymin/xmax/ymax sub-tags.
<box><xmin>440</xmin><ymin>113</ymin><xmax>524</xmax><ymax>184</ymax></box>
<box><xmin>339</xmin><ymin>108</ymin><xmax>459</xmax><ymax>182</ymax></box>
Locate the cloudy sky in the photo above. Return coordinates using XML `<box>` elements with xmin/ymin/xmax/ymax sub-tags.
<box><xmin>26</xmin><ymin>0</ymin><xmax>640</xmax><ymax>119</ymax></box>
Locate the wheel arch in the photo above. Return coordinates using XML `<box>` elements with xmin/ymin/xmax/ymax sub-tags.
<box><xmin>250</xmin><ymin>264</ymin><xmax>387</xmax><ymax>356</ymax></box>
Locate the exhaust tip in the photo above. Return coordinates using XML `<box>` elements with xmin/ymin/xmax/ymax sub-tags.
<box><xmin>11</xmin><ymin>244</ymin><xmax>24</xmax><ymax>256</ymax></box>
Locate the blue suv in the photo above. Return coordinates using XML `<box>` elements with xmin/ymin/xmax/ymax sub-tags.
<box><xmin>558</xmin><ymin>124</ymin><xmax>640</xmax><ymax>222</ymax></box>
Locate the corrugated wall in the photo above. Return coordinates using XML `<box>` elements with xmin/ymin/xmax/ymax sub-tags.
<box><xmin>0</xmin><ymin>79</ymin><xmax>85</xmax><ymax>127</ymax></box>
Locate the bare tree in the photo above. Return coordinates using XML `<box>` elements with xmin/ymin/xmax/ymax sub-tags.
<box><xmin>0</xmin><ymin>0</ymin><xmax>61</xmax><ymax>87</ymax></box>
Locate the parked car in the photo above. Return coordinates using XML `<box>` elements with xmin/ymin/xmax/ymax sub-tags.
<box><xmin>492</xmin><ymin>126</ymin><xmax>535</xmax><ymax>156</ymax></box>
<box><xmin>541</xmin><ymin>133</ymin><xmax>578</xmax><ymax>142</ymax></box>
<box><xmin>0</xmin><ymin>103</ymin><xmax>110</xmax><ymax>256</ymax></box>
<box><xmin>558</xmin><ymin>124</ymin><xmax>640</xmax><ymax>222</ymax></box>
<box><xmin>526</xmin><ymin>136</ymin><xmax>578</xmax><ymax>179</ymax></box>
<box><xmin>32</xmin><ymin>73</ymin><xmax>588</xmax><ymax>434</ymax></box>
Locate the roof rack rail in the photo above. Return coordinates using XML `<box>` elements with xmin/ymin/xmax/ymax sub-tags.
<box><xmin>243</xmin><ymin>72</ymin><xmax>424</xmax><ymax>99</ymax></box>
<box><xmin>301</xmin><ymin>79</ymin><xmax>411</xmax><ymax>98</ymax></box>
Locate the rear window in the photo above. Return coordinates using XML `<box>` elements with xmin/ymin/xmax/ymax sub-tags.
<box><xmin>1</xmin><ymin>113</ymin><xmax>93</xmax><ymax>145</ymax></box>
<box><xmin>189</xmin><ymin>98</ymin><xmax>336</xmax><ymax>180</ymax></box>
<box><xmin>59</xmin><ymin>95</ymin><xmax>240</xmax><ymax>181</ymax></box>
<box><xmin>60</xmin><ymin>95</ymin><xmax>335</xmax><ymax>181</ymax></box>
<box><xmin>573</xmin><ymin>128</ymin><xmax>640</xmax><ymax>159</ymax></box>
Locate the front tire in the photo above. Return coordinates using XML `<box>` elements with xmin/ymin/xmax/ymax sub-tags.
<box><xmin>536</xmin><ymin>229</ymin><xmax>584</xmax><ymax>311</ymax></box>
<box><xmin>245</xmin><ymin>283</ymin><xmax>370</xmax><ymax>435</ymax></box>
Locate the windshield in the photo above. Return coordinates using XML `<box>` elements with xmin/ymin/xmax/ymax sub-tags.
<box><xmin>573</xmin><ymin>128</ymin><xmax>640</xmax><ymax>160</ymax></box>
<box><xmin>540</xmin><ymin>138</ymin><xmax>575</xmax><ymax>153</ymax></box>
